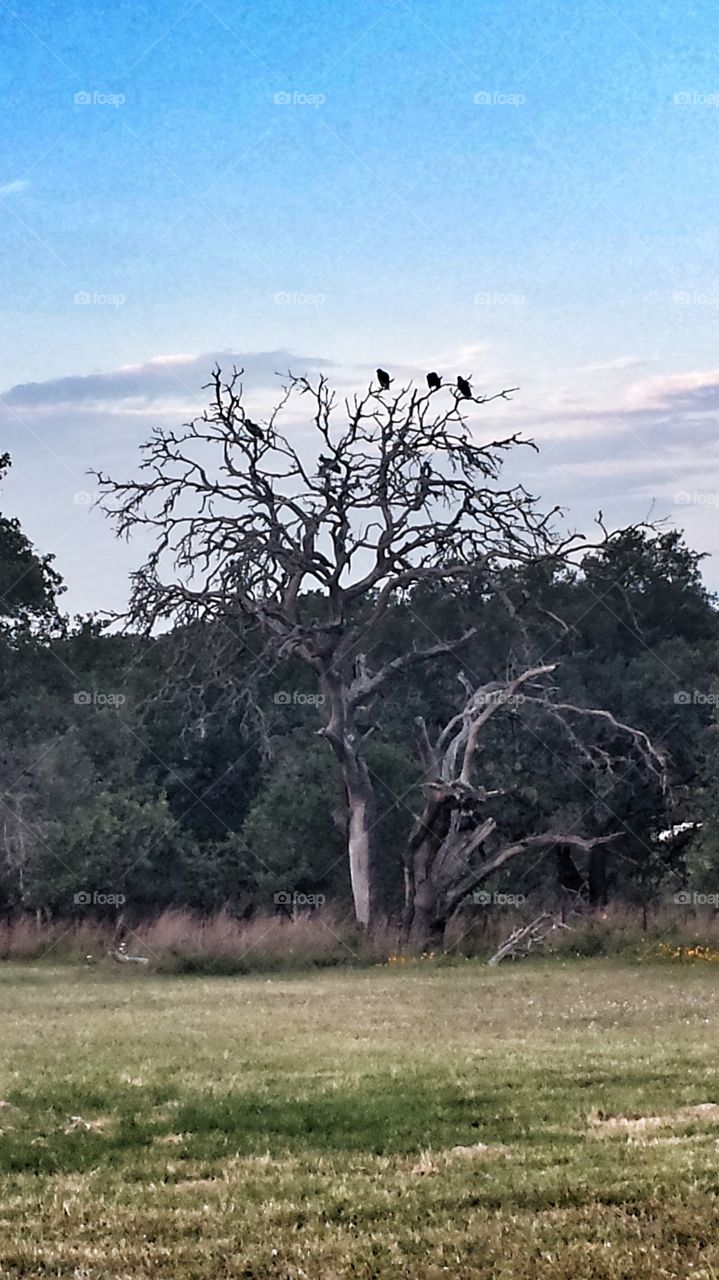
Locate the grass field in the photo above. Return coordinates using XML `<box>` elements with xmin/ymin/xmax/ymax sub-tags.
<box><xmin>2</xmin><ymin>959</ymin><xmax>719</xmax><ymax>1278</ymax></box>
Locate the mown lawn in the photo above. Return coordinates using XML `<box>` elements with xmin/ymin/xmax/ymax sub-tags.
<box><xmin>1</xmin><ymin>958</ymin><xmax>719</xmax><ymax>1278</ymax></box>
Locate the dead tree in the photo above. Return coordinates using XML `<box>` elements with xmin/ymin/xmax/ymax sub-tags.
<box><xmin>94</xmin><ymin>367</ymin><xmax>649</xmax><ymax>927</ymax></box>
<box><xmin>404</xmin><ymin>662</ymin><xmax>668</xmax><ymax>945</ymax></box>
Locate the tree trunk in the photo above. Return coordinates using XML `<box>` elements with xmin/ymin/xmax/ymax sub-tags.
<box><xmin>556</xmin><ymin>847</ymin><xmax>584</xmax><ymax>897</ymax></box>
<box><xmin>405</xmin><ymin>833</ymin><xmax>439</xmax><ymax>946</ymax></box>
<box><xmin>319</xmin><ymin>674</ymin><xmax>377</xmax><ymax>926</ymax></box>
<box><xmin>588</xmin><ymin>845</ymin><xmax>608</xmax><ymax>906</ymax></box>
<box><xmin>402</xmin><ymin>788</ymin><xmax>457</xmax><ymax>946</ymax></box>
<box><xmin>341</xmin><ymin>744</ymin><xmax>376</xmax><ymax>927</ymax></box>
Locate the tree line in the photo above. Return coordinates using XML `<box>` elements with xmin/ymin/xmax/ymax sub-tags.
<box><xmin>2</xmin><ymin>372</ymin><xmax>718</xmax><ymax>946</ymax></box>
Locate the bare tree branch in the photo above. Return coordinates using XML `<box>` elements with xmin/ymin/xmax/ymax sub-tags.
<box><xmin>93</xmin><ymin>367</ymin><xmax>663</xmax><ymax>928</ymax></box>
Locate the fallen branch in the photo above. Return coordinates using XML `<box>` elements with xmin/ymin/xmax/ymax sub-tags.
<box><xmin>108</xmin><ymin>943</ymin><xmax>149</xmax><ymax>966</ymax></box>
<box><xmin>487</xmin><ymin>912</ymin><xmax>570</xmax><ymax>966</ymax></box>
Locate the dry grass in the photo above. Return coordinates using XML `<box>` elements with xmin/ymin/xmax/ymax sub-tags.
<box><xmin>2</xmin><ymin>960</ymin><xmax>719</xmax><ymax>1276</ymax></box>
<box><xmin>0</xmin><ymin>909</ymin><xmax>397</xmax><ymax>972</ymax></box>
<box><xmin>0</xmin><ymin>915</ymin><xmax>107</xmax><ymax>961</ymax></box>
<box><xmin>4</xmin><ymin>901</ymin><xmax>719</xmax><ymax>975</ymax></box>
<box><xmin>136</xmin><ymin>908</ymin><xmax>386</xmax><ymax>971</ymax></box>
<box><xmin>588</xmin><ymin>1101</ymin><xmax>719</xmax><ymax>1134</ymax></box>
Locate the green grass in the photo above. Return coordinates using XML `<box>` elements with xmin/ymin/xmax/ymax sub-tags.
<box><xmin>2</xmin><ymin>959</ymin><xmax>719</xmax><ymax>1277</ymax></box>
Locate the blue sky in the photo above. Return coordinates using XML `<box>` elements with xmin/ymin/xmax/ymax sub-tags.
<box><xmin>2</xmin><ymin>0</ymin><xmax>719</xmax><ymax>611</ymax></box>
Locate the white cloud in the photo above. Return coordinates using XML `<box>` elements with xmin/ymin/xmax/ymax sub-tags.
<box><xmin>623</xmin><ymin>369</ymin><xmax>719</xmax><ymax>413</ymax></box>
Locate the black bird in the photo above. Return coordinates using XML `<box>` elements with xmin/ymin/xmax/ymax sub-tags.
<box><xmin>376</xmin><ymin>368</ymin><xmax>391</xmax><ymax>391</ymax></box>
<box><xmin>245</xmin><ymin>418</ymin><xmax>264</xmax><ymax>440</ymax></box>
<box><xmin>319</xmin><ymin>454</ymin><xmax>341</xmax><ymax>474</ymax></box>
<box><xmin>457</xmin><ymin>376</ymin><xmax>472</xmax><ymax>399</ymax></box>
<box><xmin>426</xmin><ymin>371</ymin><xmax>441</xmax><ymax>391</ymax></box>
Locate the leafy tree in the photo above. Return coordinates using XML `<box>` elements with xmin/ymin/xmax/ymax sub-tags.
<box><xmin>0</xmin><ymin>453</ymin><xmax>63</xmax><ymax>627</ymax></box>
<box><xmin>33</xmin><ymin>791</ymin><xmax>189</xmax><ymax>919</ymax></box>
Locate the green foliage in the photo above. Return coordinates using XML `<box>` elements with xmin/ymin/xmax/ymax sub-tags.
<box><xmin>1</xmin><ymin>448</ymin><xmax>718</xmax><ymax>920</ymax></box>
<box><xmin>0</xmin><ymin>453</ymin><xmax>63</xmax><ymax>626</ymax></box>
<box><xmin>243</xmin><ymin>739</ymin><xmax>348</xmax><ymax>905</ymax></box>
<box><xmin>363</xmin><ymin>737</ymin><xmax>419</xmax><ymax>911</ymax></box>
<box><xmin>33</xmin><ymin>791</ymin><xmax>186</xmax><ymax>917</ymax></box>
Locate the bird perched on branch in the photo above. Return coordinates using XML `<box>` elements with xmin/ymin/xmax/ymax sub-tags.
<box><xmin>457</xmin><ymin>376</ymin><xmax>472</xmax><ymax>399</ymax></box>
<box><xmin>426</xmin><ymin>371</ymin><xmax>441</xmax><ymax>390</ymax></box>
<box><xmin>244</xmin><ymin>418</ymin><xmax>264</xmax><ymax>440</ymax></box>
<box><xmin>376</xmin><ymin>368</ymin><xmax>391</xmax><ymax>391</ymax></box>
<box><xmin>319</xmin><ymin>454</ymin><xmax>341</xmax><ymax>474</ymax></box>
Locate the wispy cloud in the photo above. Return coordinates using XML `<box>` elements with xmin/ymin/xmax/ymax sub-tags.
<box><xmin>1</xmin><ymin>349</ymin><xmax>333</xmax><ymax>414</ymax></box>
<box><xmin>579</xmin><ymin>356</ymin><xmax>649</xmax><ymax>374</ymax></box>
<box><xmin>0</xmin><ymin>178</ymin><xmax>29</xmax><ymax>197</ymax></box>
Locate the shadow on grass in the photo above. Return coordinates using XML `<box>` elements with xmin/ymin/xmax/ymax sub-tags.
<box><xmin>1</xmin><ymin>1061</ymin><xmax>712</xmax><ymax>1178</ymax></box>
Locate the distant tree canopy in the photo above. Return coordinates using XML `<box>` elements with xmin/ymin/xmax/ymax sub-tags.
<box><xmin>1</xmin><ymin>386</ymin><xmax>718</xmax><ymax>940</ymax></box>
<box><xmin>0</xmin><ymin>453</ymin><xmax>63</xmax><ymax>626</ymax></box>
